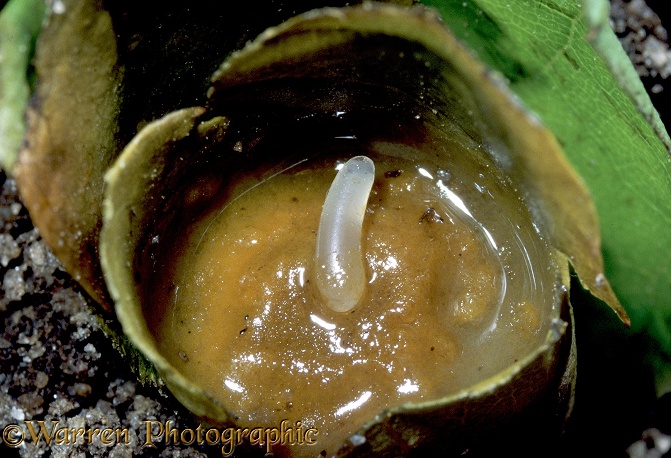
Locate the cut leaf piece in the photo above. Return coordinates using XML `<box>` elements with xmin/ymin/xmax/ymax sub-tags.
<box><xmin>0</xmin><ymin>0</ymin><xmax>47</xmax><ymax>171</ymax></box>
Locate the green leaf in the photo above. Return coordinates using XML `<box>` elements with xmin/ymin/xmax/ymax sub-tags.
<box><xmin>0</xmin><ymin>0</ymin><xmax>46</xmax><ymax>171</ymax></box>
<box><xmin>423</xmin><ymin>0</ymin><xmax>671</xmax><ymax>361</ymax></box>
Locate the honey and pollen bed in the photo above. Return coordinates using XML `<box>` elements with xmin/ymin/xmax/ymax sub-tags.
<box><xmin>144</xmin><ymin>140</ymin><xmax>559</xmax><ymax>455</ymax></box>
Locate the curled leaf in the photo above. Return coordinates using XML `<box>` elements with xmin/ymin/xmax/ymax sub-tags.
<box><xmin>102</xmin><ymin>4</ymin><xmax>583</xmax><ymax>454</ymax></box>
